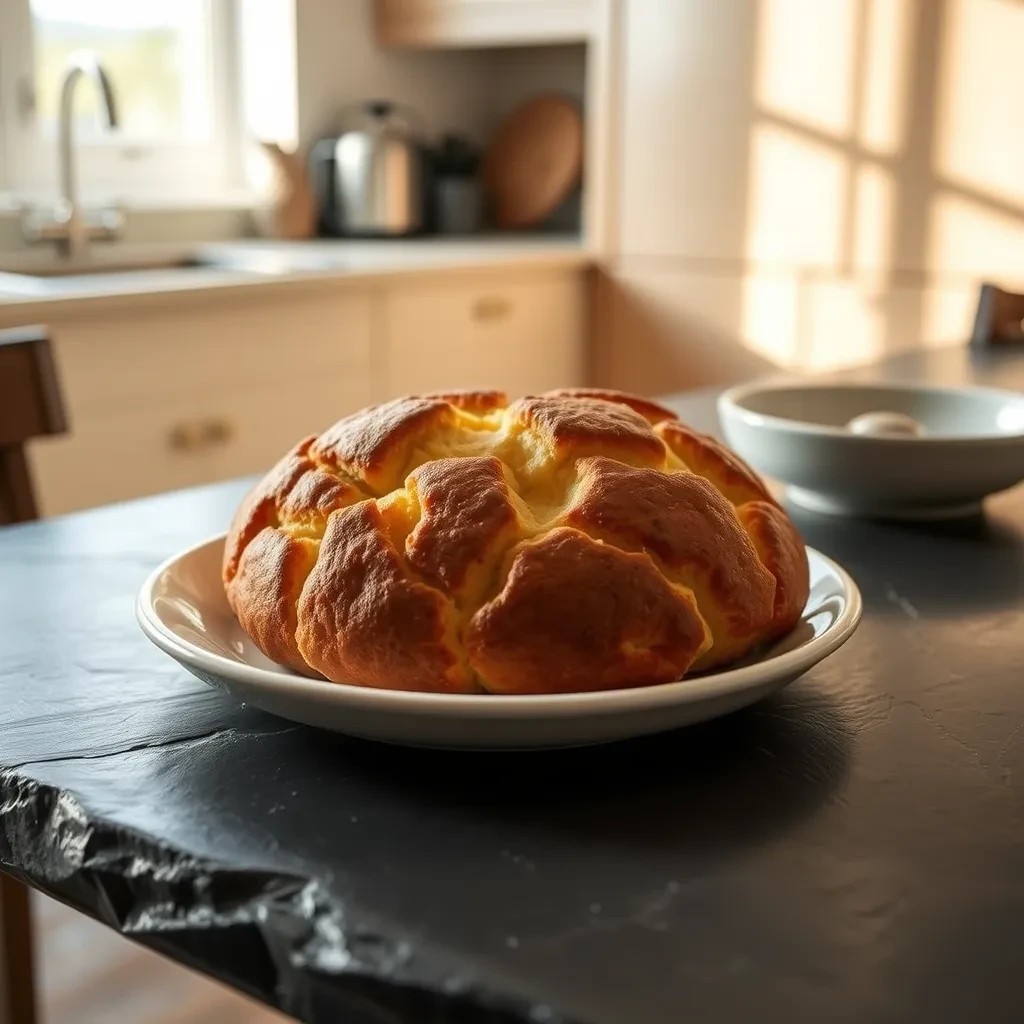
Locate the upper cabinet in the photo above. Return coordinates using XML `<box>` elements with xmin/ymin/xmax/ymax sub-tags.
<box><xmin>374</xmin><ymin>0</ymin><xmax>598</xmax><ymax>48</ymax></box>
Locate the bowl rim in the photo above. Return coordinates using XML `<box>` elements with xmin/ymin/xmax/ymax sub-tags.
<box><xmin>718</xmin><ymin>379</ymin><xmax>1024</xmax><ymax>444</ymax></box>
<box><xmin>136</xmin><ymin>533</ymin><xmax>862</xmax><ymax>719</ymax></box>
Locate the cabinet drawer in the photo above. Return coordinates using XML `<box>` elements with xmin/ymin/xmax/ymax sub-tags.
<box><xmin>384</xmin><ymin>272</ymin><xmax>585</xmax><ymax>397</ymax></box>
<box><xmin>30</xmin><ymin>371</ymin><xmax>371</xmax><ymax>516</ymax></box>
<box><xmin>51</xmin><ymin>291</ymin><xmax>373</xmax><ymax>414</ymax></box>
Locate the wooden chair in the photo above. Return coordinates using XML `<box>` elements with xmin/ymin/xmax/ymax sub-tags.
<box><xmin>971</xmin><ymin>283</ymin><xmax>1024</xmax><ymax>347</ymax></box>
<box><xmin>0</xmin><ymin>324</ymin><xmax>66</xmax><ymax>1024</ymax></box>
<box><xmin>0</xmin><ymin>325</ymin><xmax>67</xmax><ymax>525</ymax></box>
<box><xmin>0</xmin><ymin>882</ymin><xmax>35</xmax><ymax>1024</ymax></box>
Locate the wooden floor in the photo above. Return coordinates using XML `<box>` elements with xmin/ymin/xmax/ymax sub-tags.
<box><xmin>34</xmin><ymin>892</ymin><xmax>288</xmax><ymax>1024</ymax></box>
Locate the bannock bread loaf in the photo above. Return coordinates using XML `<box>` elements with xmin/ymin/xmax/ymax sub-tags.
<box><xmin>223</xmin><ymin>388</ymin><xmax>809</xmax><ymax>694</ymax></box>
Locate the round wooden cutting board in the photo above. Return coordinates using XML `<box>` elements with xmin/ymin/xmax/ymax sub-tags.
<box><xmin>483</xmin><ymin>94</ymin><xmax>583</xmax><ymax>229</ymax></box>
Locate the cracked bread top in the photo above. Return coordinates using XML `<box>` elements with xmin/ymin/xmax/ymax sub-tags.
<box><xmin>223</xmin><ymin>387</ymin><xmax>809</xmax><ymax>694</ymax></box>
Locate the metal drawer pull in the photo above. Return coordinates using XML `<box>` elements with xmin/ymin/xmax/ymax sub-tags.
<box><xmin>472</xmin><ymin>295</ymin><xmax>512</xmax><ymax>322</ymax></box>
<box><xmin>169</xmin><ymin>418</ymin><xmax>235</xmax><ymax>452</ymax></box>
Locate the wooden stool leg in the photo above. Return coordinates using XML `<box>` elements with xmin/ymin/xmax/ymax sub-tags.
<box><xmin>0</xmin><ymin>449</ymin><xmax>40</xmax><ymax>525</ymax></box>
<box><xmin>0</xmin><ymin>874</ymin><xmax>37</xmax><ymax>1024</ymax></box>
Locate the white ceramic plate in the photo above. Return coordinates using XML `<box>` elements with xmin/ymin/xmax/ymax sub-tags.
<box><xmin>137</xmin><ymin>535</ymin><xmax>861</xmax><ymax>750</ymax></box>
<box><xmin>718</xmin><ymin>381</ymin><xmax>1024</xmax><ymax>519</ymax></box>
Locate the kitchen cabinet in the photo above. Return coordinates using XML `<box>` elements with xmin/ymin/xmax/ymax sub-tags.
<box><xmin>45</xmin><ymin>293</ymin><xmax>373</xmax><ymax>414</ymax></box>
<box><xmin>383</xmin><ymin>270</ymin><xmax>585</xmax><ymax>397</ymax></box>
<box><xmin>29</xmin><ymin>290</ymin><xmax>374</xmax><ymax>516</ymax></box>
<box><xmin>374</xmin><ymin>0</ymin><xmax>597</xmax><ymax>48</ymax></box>
<box><xmin>31</xmin><ymin>378</ymin><xmax>371</xmax><ymax>516</ymax></box>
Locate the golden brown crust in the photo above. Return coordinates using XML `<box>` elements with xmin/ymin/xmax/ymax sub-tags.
<box><xmin>231</xmin><ymin>528</ymin><xmax>319</xmax><ymax>675</ymax></box>
<box><xmin>737</xmin><ymin>501</ymin><xmax>810</xmax><ymax>639</ymax></box>
<box><xmin>295</xmin><ymin>502</ymin><xmax>476</xmax><ymax>693</ymax></box>
<box><xmin>509</xmin><ymin>395</ymin><xmax>666</xmax><ymax>468</ymax></box>
<box><xmin>278</xmin><ymin>463</ymin><xmax>365</xmax><ymax>533</ymax></box>
<box><xmin>542</xmin><ymin>388</ymin><xmax>678</xmax><ymax>425</ymax></box>
<box><xmin>421</xmin><ymin>389</ymin><xmax>507</xmax><ymax>413</ymax></box>
<box><xmin>222</xmin><ymin>437</ymin><xmax>315</xmax><ymax>586</ymax></box>
<box><xmin>562</xmin><ymin>458</ymin><xmax>776</xmax><ymax>668</ymax></box>
<box><xmin>224</xmin><ymin>387</ymin><xmax>809</xmax><ymax>693</ymax></box>
<box><xmin>466</xmin><ymin>528</ymin><xmax>710</xmax><ymax>694</ymax></box>
<box><xmin>657</xmin><ymin>420</ymin><xmax>778</xmax><ymax>507</ymax></box>
<box><xmin>406</xmin><ymin>457</ymin><xmax>524</xmax><ymax>602</ymax></box>
<box><xmin>311</xmin><ymin>397</ymin><xmax>454</xmax><ymax>493</ymax></box>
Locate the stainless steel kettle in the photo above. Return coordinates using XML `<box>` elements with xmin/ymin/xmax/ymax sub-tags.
<box><xmin>310</xmin><ymin>101</ymin><xmax>425</xmax><ymax>237</ymax></box>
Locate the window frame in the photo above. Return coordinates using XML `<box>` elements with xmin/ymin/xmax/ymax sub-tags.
<box><xmin>0</xmin><ymin>0</ymin><xmax>245</xmax><ymax>204</ymax></box>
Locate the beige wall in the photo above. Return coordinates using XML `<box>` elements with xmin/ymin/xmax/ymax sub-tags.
<box><xmin>597</xmin><ymin>0</ymin><xmax>1024</xmax><ymax>387</ymax></box>
<box><xmin>294</xmin><ymin>0</ymin><xmax>494</xmax><ymax>145</ymax></box>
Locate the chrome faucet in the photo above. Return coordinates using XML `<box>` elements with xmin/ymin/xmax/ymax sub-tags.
<box><xmin>23</xmin><ymin>51</ymin><xmax>124</xmax><ymax>259</ymax></box>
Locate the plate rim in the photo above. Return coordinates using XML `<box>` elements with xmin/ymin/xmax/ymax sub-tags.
<box><xmin>137</xmin><ymin>534</ymin><xmax>862</xmax><ymax>718</ymax></box>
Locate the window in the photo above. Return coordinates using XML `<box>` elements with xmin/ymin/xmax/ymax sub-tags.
<box><xmin>0</xmin><ymin>0</ymin><xmax>244</xmax><ymax>203</ymax></box>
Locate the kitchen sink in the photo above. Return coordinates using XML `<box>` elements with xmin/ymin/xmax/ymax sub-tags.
<box><xmin>0</xmin><ymin>242</ymin><xmax>368</xmax><ymax>298</ymax></box>
<box><xmin>0</xmin><ymin>247</ymin><xmax>299</xmax><ymax>296</ymax></box>
<box><xmin>0</xmin><ymin>255</ymin><xmax>206</xmax><ymax>277</ymax></box>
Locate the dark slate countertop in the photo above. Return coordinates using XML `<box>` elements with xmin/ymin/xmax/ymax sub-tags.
<box><xmin>2</xmin><ymin>345</ymin><xmax>1024</xmax><ymax>1023</ymax></box>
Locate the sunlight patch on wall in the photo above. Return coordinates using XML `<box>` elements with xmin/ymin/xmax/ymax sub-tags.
<box><xmin>857</xmin><ymin>0</ymin><xmax>912</xmax><ymax>156</ymax></box>
<box><xmin>853</xmin><ymin>162</ymin><xmax>895</xmax><ymax>269</ymax></box>
<box><xmin>920</xmin><ymin>286</ymin><xmax>979</xmax><ymax>348</ymax></box>
<box><xmin>931</xmin><ymin>191</ymin><xmax>1024</xmax><ymax>277</ymax></box>
<box><xmin>755</xmin><ymin>0</ymin><xmax>857</xmax><ymax>136</ymax></box>
<box><xmin>746</xmin><ymin>124</ymin><xmax>849</xmax><ymax>266</ymax></box>
<box><xmin>740</xmin><ymin>272</ymin><xmax>894</xmax><ymax>371</ymax></box>
<box><xmin>740</xmin><ymin>272</ymin><xmax>800</xmax><ymax>365</ymax></box>
<box><xmin>936</xmin><ymin>0</ymin><xmax>1024</xmax><ymax>207</ymax></box>
<box><xmin>802</xmin><ymin>279</ymin><xmax>887</xmax><ymax>369</ymax></box>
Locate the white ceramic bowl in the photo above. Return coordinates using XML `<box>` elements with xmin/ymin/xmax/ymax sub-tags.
<box><xmin>718</xmin><ymin>381</ymin><xmax>1024</xmax><ymax>518</ymax></box>
<box><xmin>137</xmin><ymin>535</ymin><xmax>861</xmax><ymax>750</ymax></box>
